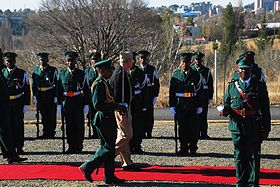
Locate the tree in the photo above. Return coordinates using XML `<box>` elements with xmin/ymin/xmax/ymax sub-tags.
<box><xmin>255</xmin><ymin>13</ymin><xmax>271</xmax><ymax>52</ymax></box>
<box><xmin>0</xmin><ymin>16</ymin><xmax>13</xmax><ymax>50</ymax></box>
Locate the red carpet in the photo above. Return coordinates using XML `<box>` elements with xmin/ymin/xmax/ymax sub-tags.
<box><xmin>0</xmin><ymin>164</ymin><xmax>279</xmax><ymax>185</ymax></box>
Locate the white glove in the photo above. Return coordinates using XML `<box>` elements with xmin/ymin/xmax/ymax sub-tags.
<box><xmin>196</xmin><ymin>107</ymin><xmax>203</xmax><ymax>114</ymax></box>
<box><xmin>142</xmin><ymin>108</ymin><xmax>147</xmax><ymax>111</ymax></box>
<box><xmin>57</xmin><ymin>105</ymin><xmax>62</xmax><ymax>113</ymax></box>
<box><xmin>83</xmin><ymin>105</ymin><xmax>89</xmax><ymax>114</ymax></box>
<box><xmin>153</xmin><ymin>97</ymin><xmax>158</xmax><ymax>105</ymax></box>
<box><xmin>170</xmin><ymin>107</ymin><xmax>176</xmax><ymax>115</ymax></box>
<box><xmin>217</xmin><ymin>105</ymin><xmax>224</xmax><ymax>112</ymax></box>
<box><xmin>208</xmin><ymin>99</ymin><xmax>213</xmax><ymax>105</ymax></box>
<box><xmin>33</xmin><ymin>96</ymin><xmax>37</xmax><ymax>104</ymax></box>
<box><xmin>23</xmin><ymin>105</ymin><xmax>30</xmax><ymax>113</ymax></box>
<box><xmin>54</xmin><ymin>97</ymin><xmax>57</xmax><ymax>103</ymax></box>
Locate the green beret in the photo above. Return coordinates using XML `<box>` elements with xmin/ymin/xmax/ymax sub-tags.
<box><xmin>137</xmin><ymin>50</ymin><xmax>150</xmax><ymax>57</ymax></box>
<box><xmin>37</xmin><ymin>52</ymin><xmax>49</xmax><ymax>59</ymax></box>
<box><xmin>65</xmin><ymin>51</ymin><xmax>78</xmax><ymax>60</ymax></box>
<box><xmin>179</xmin><ymin>52</ymin><xmax>193</xmax><ymax>61</ymax></box>
<box><xmin>89</xmin><ymin>51</ymin><xmax>101</xmax><ymax>60</ymax></box>
<box><xmin>94</xmin><ymin>58</ymin><xmax>113</xmax><ymax>70</ymax></box>
<box><xmin>3</xmin><ymin>52</ymin><xmax>17</xmax><ymax>60</ymax></box>
<box><xmin>236</xmin><ymin>57</ymin><xmax>253</xmax><ymax>69</ymax></box>
<box><xmin>193</xmin><ymin>51</ymin><xmax>205</xmax><ymax>59</ymax></box>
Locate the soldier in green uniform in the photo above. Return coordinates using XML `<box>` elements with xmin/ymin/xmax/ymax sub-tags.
<box><xmin>84</xmin><ymin>51</ymin><xmax>101</xmax><ymax>139</ymax></box>
<box><xmin>57</xmin><ymin>51</ymin><xmax>89</xmax><ymax>154</ymax></box>
<box><xmin>231</xmin><ymin>51</ymin><xmax>266</xmax><ymax>83</ymax></box>
<box><xmin>191</xmin><ymin>51</ymin><xmax>213</xmax><ymax>139</ymax></box>
<box><xmin>0</xmin><ymin>48</ymin><xmax>6</xmax><ymax>70</ymax></box>
<box><xmin>0</xmin><ymin>70</ymin><xmax>28</xmax><ymax>163</ymax></box>
<box><xmin>2</xmin><ymin>52</ymin><xmax>31</xmax><ymax>154</ymax></box>
<box><xmin>129</xmin><ymin>52</ymin><xmax>148</xmax><ymax>154</ymax></box>
<box><xmin>169</xmin><ymin>52</ymin><xmax>203</xmax><ymax>156</ymax></box>
<box><xmin>32</xmin><ymin>53</ymin><xmax>58</xmax><ymax>139</ymax></box>
<box><xmin>138</xmin><ymin>50</ymin><xmax>160</xmax><ymax>138</ymax></box>
<box><xmin>79</xmin><ymin>59</ymin><xmax>126</xmax><ymax>184</ymax></box>
<box><xmin>219</xmin><ymin>56</ymin><xmax>271</xmax><ymax>186</ymax></box>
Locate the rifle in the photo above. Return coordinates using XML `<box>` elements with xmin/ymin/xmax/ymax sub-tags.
<box><xmin>35</xmin><ymin>103</ymin><xmax>40</xmax><ymax>138</ymax></box>
<box><xmin>174</xmin><ymin>113</ymin><xmax>178</xmax><ymax>155</ymax></box>
<box><xmin>61</xmin><ymin>105</ymin><xmax>65</xmax><ymax>154</ymax></box>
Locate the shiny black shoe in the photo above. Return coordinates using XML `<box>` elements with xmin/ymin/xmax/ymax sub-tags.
<box><xmin>65</xmin><ymin>149</ymin><xmax>75</xmax><ymax>154</ymax></box>
<box><xmin>200</xmin><ymin>135</ymin><xmax>211</xmax><ymax>140</ymax></box>
<box><xmin>104</xmin><ymin>177</ymin><xmax>125</xmax><ymax>184</ymax></box>
<box><xmin>17</xmin><ymin>148</ymin><xmax>24</xmax><ymax>154</ymax></box>
<box><xmin>79</xmin><ymin>166</ymin><xmax>93</xmax><ymax>182</ymax></box>
<box><xmin>189</xmin><ymin>150</ymin><xmax>198</xmax><ymax>156</ymax></box>
<box><xmin>123</xmin><ymin>164</ymin><xmax>140</xmax><ymax>171</ymax></box>
<box><xmin>132</xmin><ymin>148</ymin><xmax>145</xmax><ymax>154</ymax></box>
<box><xmin>177</xmin><ymin>150</ymin><xmax>188</xmax><ymax>156</ymax></box>
<box><xmin>7</xmin><ymin>156</ymin><xmax>28</xmax><ymax>164</ymax></box>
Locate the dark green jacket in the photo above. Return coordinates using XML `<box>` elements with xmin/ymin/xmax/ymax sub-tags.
<box><xmin>84</xmin><ymin>66</ymin><xmax>97</xmax><ymax>87</ymax></box>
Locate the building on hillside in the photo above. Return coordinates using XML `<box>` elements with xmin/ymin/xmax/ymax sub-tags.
<box><xmin>255</xmin><ymin>0</ymin><xmax>277</xmax><ymax>12</ymax></box>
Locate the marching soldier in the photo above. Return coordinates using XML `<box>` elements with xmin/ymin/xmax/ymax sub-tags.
<box><xmin>169</xmin><ymin>52</ymin><xmax>203</xmax><ymax>156</ymax></box>
<box><xmin>57</xmin><ymin>51</ymin><xmax>89</xmax><ymax>154</ymax></box>
<box><xmin>32</xmin><ymin>53</ymin><xmax>58</xmax><ymax>139</ymax></box>
<box><xmin>79</xmin><ymin>59</ymin><xmax>126</xmax><ymax>184</ymax></box>
<box><xmin>191</xmin><ymin>51</ymin><xmax>213</xmax><ymax>139</ymax></box>
<box><xmin>0</xmin><ymin>70</ymin><xmax>28</xmax><ymax>163</ymax></box>
<box><xmin>129</xmin><ymin>52</ymin><xmax>148</xmax><ymax>154</ymax></box>
<box><xmin>84</xmin><ymin>51</ymin><xmax>101</xmax><ymax>139</ymax></box>
<box><xmin>2</xmin><ymin>52</ymin><xmax>31</xmax><ymax>153</ymax></box>
<box><xmin>219</xmin><ymin>55</ymin><xmax>271</xmax><ymax>186</ymax></box>
<box><xmin>137</xmin><ymin>50</ymin><xmax>160</xmax><ymax>138</ymax></box>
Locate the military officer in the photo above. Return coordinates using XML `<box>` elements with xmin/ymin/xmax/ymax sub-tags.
<box><xmin>169</xmin><ymin>52</ymin><xmax>203</xmax><ymax>156</ymax></box>
<box><xmin>191</xmin><ymin>51</ymin><xmax>213</xmax><ymax>139</ymax></box>
<box><xmin>57</xmin><ymin>51</ymin><xmax>89</xmax><ymax>154</ymax></box>
<box><xmin>2</xmin><ymin>52</ymin><xmax>31</xmax><ymax>153</ymax></box>
<box><xmin>137</xmin><ymin>50</ymin><xmax>160</xmax><ymax>138</ymax></box>
<box><xmin>129</xmin><ymin>52</ymin><xmax>148</xmax><ymax>154</ymax></box>
<box><xmin>0</xmin><ymin>70</ymin><xmax>28</xmax><ymax>163</ymax></box>
<box><xmin>32</xmin><ymin>53</ymin><xmax>58</xmax><ymax>139</ymax></box>
<box><xmin>219</xmin><ymin>55</ymin><xmax>271</xmax><ymax>186</ymax></box>
<box><xmin>79</xmin><ymin>59</ymin><xmax>126</xmax><ymax>184</ymax></box>
<box><xmin>231</xmin><ymin>51</ymin><xmax>266</xmax><ymax>83</ymax></box>
<box><xmin>84</xmin><ymin>51</ymin><xmax>101</xmax><ymax>139</ymax></box>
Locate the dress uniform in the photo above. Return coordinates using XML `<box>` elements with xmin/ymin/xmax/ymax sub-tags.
<box><xmin>169</xmin><ymin>53</ymin><xmax>203</xmax><ymax>156</ymax></box>
<box><xmin>2</xmin><ymin>52</ymin><xmax>31</xmax><ymax>153</ymax></box>
<box><xmin>0</xmin><ymin>70</ymin><xmax>27</xmax><ymax>163</ymax></box>
<box><xmin>84</xmin><ymin>51</ymin><xmax>101</xmax><ymax>139</ymax></box>
<box><xmin>191</xmin><ymin>52</ymin><xmax>213</xmax><ymax>139</ymax></box>
<box><xmin>32</xmin><ymin>53</ymin><xmax>58</xmax><ymax>138</ymax></box>
<box><xmin>79</xmin><ymin>59</ymin><xmax>126</xmax><ymax>184</ymax></box>
<box><xmin>129</xmin><ymin>52</ymin><xmax>148</xmax><ymax>154</ymax></box>
<box><xmin>138</xmin><ymin>50</ymin><xmax>160</xmax><ymax>138</ymax></box>
<box><xmin>220</xmin><ymin>56</ymin><xmax>271</xmax><ymax>186</ymax></box>
<box><xmin>57</xmin><ymin>51</ymin><xmax>89</xmax><ymax>153</ymax></box>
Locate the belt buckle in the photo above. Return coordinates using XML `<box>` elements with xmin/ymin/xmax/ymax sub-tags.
<box><xmin>41</xmin><ymin>87</ymin><xmax>47</xmax><ymax>91</ymax></box>
<box><xmin>184</xmin><ymin>92</ymin><xmax>190</xmax><ymax>97</ymax></box>
<box><xmin>241</xmin><ymin>108</ymin><xmax>246</xmax><ymax>117</ymax></box>
<box><xmin>67</xmin><ymin>92</ymin><xmax>74</xmax><ymax>97</ymax></box>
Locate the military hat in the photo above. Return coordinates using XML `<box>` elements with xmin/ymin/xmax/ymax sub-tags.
<box><xmin>89</xmin><ymin>51</ymin><xmax>101</xmax><ymax>60</ymax></box>
<box><xmin>94</xmin><ymin>58</ymin><xmax>113</xmax><ymax>70</ymax></box>
<box><xmin>3</xmin><ymin>52</ymin><xmax>17</xmax><ymax>60</ymax></box>
<box><xmin>238</xmin><ymin>51</ymin><xmax>255</xmax><ymax>63</ymax></box>
<box><xmin>65</xmin><ymin>51</ymin><xmax>78</xmax><ymax>60</ymax></box>
<box><xmin>37</xmin><ymin>52</ymin><xmax>49</xmax><ymax>59</ymax></box>
<box><xmin>137</xmin><ymin>50</ymin><xmax>150</xmax><ymax>57</ymax></box>
<box><xmin>179</xmin><ymin>52</ymin><xmax>193</xmax><ymax>61</ymax></box>
<box><xmin>120</xmin><ymin>51</ymin><xmax>133</xmax><ymax>62</ymax></box>
<box><xmin>236</xmin><ymin>56</ymin><xmax>253</xmax><ymax>69</ymax></box>
<box><xmin>193</xmin><ymin>51</ymin><xmax>205</xmax><ymax>59</ymax></box>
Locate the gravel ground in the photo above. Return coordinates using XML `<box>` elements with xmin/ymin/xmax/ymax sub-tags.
<box><xmin>0</xmin><ymin>121</ymin><xmax>279</xmax><ymax>187</ymax></box>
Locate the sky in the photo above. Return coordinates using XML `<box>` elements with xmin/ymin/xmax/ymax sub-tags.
<box><xmin>0</xmin><ymin>0</ymin><xmax>254</xmax><ymax>11</ymax></box>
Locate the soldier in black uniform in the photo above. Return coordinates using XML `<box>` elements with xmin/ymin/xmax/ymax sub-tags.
<box><xmin>169</xmin><ymin>53</ymin><xmax>203</xmax><ymax>156</ymax></box>
<box><xmin>2</xmin><ymin>52</ymin><xmax>31</xmax><ymax>154</ymax></box>
<box><xmin>79</xmin><ymin>59</ymin><xmax>126</xmax><ymax>184</ymax></box>
<box><xmin>32</xmin><ymin>53</ymin><xmax>58</xmax><ymax>138</ymax></box>
<box><xmin>129</xmin><ymin>52</ymin><xmax>148</xmax><ymax>154</ymax></box>
<box><xmin>0</xmin><ymin>70</ymin><xmax>27</xmax><ymax>163</ymax></box>
<box><xmin>191</xmin><ymin>52</ymin><xmax>213</xmax><ymax>139</ymax></box>
<box><xmin>219</xmin><ymin>55</ymin><xmax>271</xmax><ymax>186</ymax></box>
<box><xmin>57</xmin><ymin>51</ymin><xmax>89</xmax><ymax>154</ymax></box>
<box><xmin>138</xmin><ymin>50</ymin><xmax>160</xmax><ymax>138</ymax></box>
<box><xmin>85</xmin><ymin>51</ymin><xmax>101</xmax><ymax>139</ymax></box>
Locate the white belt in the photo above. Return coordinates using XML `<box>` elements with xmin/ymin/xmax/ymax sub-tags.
<box><xmin>9</xmin><ymin>92</ymin><xmax>24</xmax><ymax>100</ymax></box>
<box><xmin>134</xmin><ymin>90</ymin><xmax>142</xmax><ymax>95</ymax></box>
<box><xmin>38</xmin><ymin>85</ymin><xmax>54</xmax><ymax>91</ymax></box>
<box><xmin>176</xmin><ymin>92</ymin><xmax>197</xmax><ymax>97</ymax></box>
<box><xmin>63</xmin><ymin>91</ymin><xmax>82</xmax><ymax>97</ymax></box>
